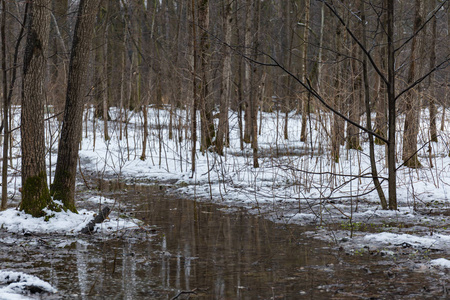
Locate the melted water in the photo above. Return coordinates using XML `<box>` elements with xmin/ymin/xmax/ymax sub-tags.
<box><xmin>0</xmin><ymin>183</ymin><xmax>445</xmax><ymax>299</ymax></box>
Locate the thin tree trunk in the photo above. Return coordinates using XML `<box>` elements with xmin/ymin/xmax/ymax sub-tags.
<box><xmin>1</xmin><ymin>0</ymin><xmax>8</xmax><ymax>210</ymax></box>
<box><xmin>331</xmin><ymin>20</ymin><xmax>343</xmax><ymax>162</ymax></box>
<box><xmin>361</xmin><ymin>1</ymin><xmax>387</xmax><ymax>209</ymax></box>
<box><xmin>402</xmin><ymin>0</ymin><xmax>424</xmax><ymax>168</ymax></box>
<box><xmin>216</xmin><ymin>0</ymin><xmax>232</xmax><ymax>156</ymax></box>
<box><xmin>251</xmin><ymin>0</ymin><xmax>260</xmax><ymax>168</ymax></box>
<box><xmin>190</xmin><ymin>0</ymin><xmax>197</xmax><ymax>175</ymax></box>
<box><xmin>198</xmin><ymin>0</ymin><xmax>214</xmax><ymax>152</ymax></box>
<box><xmin>347</xmin><ymin>11</ymin><xmax>361</xmax><ymax>150</ymax></box>
<box><xmin>387</xmin><ymin>0</ymin><xmax>397</xmax><ymax>210</ymax></box>
<box><xmin>428</xmin><ymin>0</ymin><xmax>437</xmax><ymax>142</ymax></box>
<box><xmin>300</xmin><ymin>0</ymin><xmax>310</xmax><ymax>142</ymax></box>
<box><xmin>243</xmin><ymin>0</ymin><xmax>252</xmax><ymax>145</ymax></box>
<box><xmin>102</xmin><ymin>22</ymin><xmax>109</xmax><ymax>141</ymax></box>
<box><xmin>141</xmin><ymin>104</ymin><xmax>148</xmax><ymax>160</ymax></box>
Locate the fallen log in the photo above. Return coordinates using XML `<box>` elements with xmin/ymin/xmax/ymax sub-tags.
<box><xmin>81</xmin><ymin>206</ymin><xmax>111</xmax><ymax>234</ymax></box>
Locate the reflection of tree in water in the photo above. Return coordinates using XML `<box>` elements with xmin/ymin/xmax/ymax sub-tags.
<box><xmin>76</xmin><ymin>241</ymin><xmax>88</xmax><ymax>300</ymax></box>
<box><xmin>122</xmin><ymin>242</ymin><xmax>137</xmax><ymax>299</ymax></box>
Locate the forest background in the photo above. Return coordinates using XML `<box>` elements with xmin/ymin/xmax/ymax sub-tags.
<box><xmin>0</xmin><ymin>0</ymin><xmax>449</xmax><ymax>225</ymax></box>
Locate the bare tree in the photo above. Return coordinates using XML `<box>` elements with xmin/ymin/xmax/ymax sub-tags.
<box><xmin>402</xmin><ymin>0</ymin><xmax>425</xmax><ymax>168</ymax></box>
<box><xmin>215</xmin><ymin>0</ymin><xmax>232</xmax><ymax>156</ymax></box>
<box><xmin>20</xmin><ymin>0</ymin><xmax>53</xmax><ymax>217</ymax></box>
<box><xmin>51</xmin><ymin>0</ymin><xmax>101</xmax><ymax>212</ymax></box>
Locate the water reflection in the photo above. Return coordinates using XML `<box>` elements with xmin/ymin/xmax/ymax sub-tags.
<box><xmin>0</xmin><ymin>183</ymin><xmax>444</xmax><ymax>299</ymax></box>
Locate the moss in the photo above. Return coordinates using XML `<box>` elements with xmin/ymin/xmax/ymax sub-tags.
<box><xmin>20</xmin><ymin>171</ymin><xmax>52</xmax><ymax>218</ymax></box>
<box><xmin>50</xmin><ymin>173</ymin><xmax>78</xmax><ymax>214</ymax></box>
<box><xmin>44</xmin><ymin>214</ymin><xmax>55</xmax><ymax>222</ymax></box>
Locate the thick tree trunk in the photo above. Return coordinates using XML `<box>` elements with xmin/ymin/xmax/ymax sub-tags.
<box><xmin>21</xmin><ymin>0</ymin><xmax>53</xmax><ymax>217</ymax></box>
<box><xmin>51</xmin><ymin>0</ymin><xmax>101</xmax><ymax>212</ymax></box>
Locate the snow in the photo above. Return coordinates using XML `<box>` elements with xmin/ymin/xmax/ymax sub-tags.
<box><xmin>2</xmin><ymin>105</ymin><xmax>450</xmax><ymax>272</ymax></box>
<box><xmin>364</xmin><ymin>232</ymin><xmax>449</xmax><ymax>250</ymax></box>
<box><xmin>0</xmin><ymin>271</ymin><xmax>56</xmax><ymax>299</ymax></box>
<box><xmin>430</xmin><ymin>258</ymin><xmax>450</xmax><ymax>268</ymax></box>
<box><xmin>0</xmin><ymin>205</ymin><xmax>140</xmax><ymax>234</ymax></box>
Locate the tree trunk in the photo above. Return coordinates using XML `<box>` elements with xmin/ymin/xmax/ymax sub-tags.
<box><xmin>190</xmin><ymin>0</ymin><xmax>197</xmax><ymax>175</ymax></box>
<box><xmin>300</xmin><ymin>0</ymin><xmax>310</xmax><ymax>142</ymax></box>
<box><xmin>387</xmin><ymin>0</ymin><xmax>397</xmax><ymax>210</ymax></box>
<box><xmin>251</xmin><ymin>0</ymin><xmax>260</xmax><ymax>168</ymax></box>
<box><xmin>1</xmin><ymin>0</ymin><xmax>8</xmax><ymax>210</ymax></box>
<box><xmin>20</xmin><ymin>0</ymin><xmax>53</xmax><ymax>217</ymax></box>
<box><xmin>51</xmin><ymin>0</ymin><xmax>101</xmax><ymax>212</ymax></box>
<box><xmin>361</xmin><ymin>1</ymin><xmax>387</xmax><ymax>209</ymax></box>
<box><xmin>402</xmin><ymin>0</ymin><xmax>424</xmax><ymax>168</ymax></box>
<box><xmin>331</xmin><ymin>20</ymin><xmax>343</xmax><ymax>163</ymax></box>
<box><xmin>347</xmin><ymin>13</ymin><xmax>361</xmax><ymax>150</ymax></box>
<box><xmin>198</xmin><ymin>0</ymin><xmax>214</xmax><ymax>152</ymax></box>
<box><xmin>428</xmin><ymin>0</ymin><xmax>437</xmax><ymax>142</ymax></box>
<box><xmin>215</xmin><ymin>0</ymin><xmax>232</xmax><ymax>156</ymax></box>
<box><xmin>243</xmin><ymin>0</ymin><xmax>252</xmax><ymax>145</ymax></box>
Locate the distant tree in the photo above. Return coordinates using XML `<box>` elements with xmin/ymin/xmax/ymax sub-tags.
<box><xmin>51</xmin><ymin>0</ymin><xmax>101</xmax><ymax>212</ymax></box>
<box><xmin>402</xmin><ymin>0</ymin><xmax>425</xmax><ymax>168</ymax></box>
<box><xmin>215</xmin><ymin>0</ymin><xmax>232</xmax><ymax>156</ymax></box>
<box><xmin>20</xmin><ymin>0</ymin><xmax>53</xmax><ymax>217</ymax></box>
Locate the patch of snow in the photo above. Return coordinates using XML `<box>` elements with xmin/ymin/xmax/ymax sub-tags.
<box><xmin>0</xmin><ymin>208</ymin><xmax>139</xmax><ymax>234</ymax></box>
<box><xmin>364</xmin><ymin>232</ymin><xmax>442</xmax><ymax>249</ymax></box>
<box><xmin>85</xmin><ymin>196</ymin><xmax>115</xmax><ymax>204</ymax></box>
<box><xmin>0</xmin><ymin>271</ymin><xmax>56</xmax><ymax>299</ymax></box>
<box><xmin>430</xmin><ymin>258</ymin><xmax>450</xmax><ymax>268</ymax></box>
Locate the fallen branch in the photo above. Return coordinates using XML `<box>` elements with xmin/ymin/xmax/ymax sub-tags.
<box><xmin>81</xmin><ymin>206</ymin><xmax>111</xmax><ymax>234</ymax></box>
<box><xmin>171</xmin><ymin>288</ymin><xmax>198</xmax><ymax>300</ymax></box>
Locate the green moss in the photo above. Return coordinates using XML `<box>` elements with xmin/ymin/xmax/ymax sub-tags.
<box><xmin>50</xmin><ymin>174</ymin><xmax>78</xmax><ymax>214</ymax></box>
<box><xmin>20</xmin><ymin>171</ymin><xmax>52</xmax><ymax>218</ymax></box>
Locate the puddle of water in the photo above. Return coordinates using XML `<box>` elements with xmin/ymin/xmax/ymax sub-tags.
<box><xmin>0</xmin><ymin>183</ymin><xmax>446</xmax><ymax>299</ymax></box>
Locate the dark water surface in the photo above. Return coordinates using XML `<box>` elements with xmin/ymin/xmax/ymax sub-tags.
<box><xmin>0</xmin><ymin>183</ymin><xmax>445</xmax><ymax>299</ymax></box>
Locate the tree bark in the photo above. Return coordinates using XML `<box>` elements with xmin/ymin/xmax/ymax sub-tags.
<box><xmin>428</xmin><ymin>0</ymin><xmax>437</xmax><ymax>142</ymax></box>
<box><xmin>387</xmin><ymin>0</ymin><xmax>397</xmax><ymax>210</ymax></box>
<box><xmin>331</xmin><ymin>20</ymin><xmax>344</xmax><ymax>163</ymax></box>
<box><xmin>300</xmin><ymin>0</ymin><xmax>310</xmax><ymax>143</ymax></box>
<box><xmin>1</xmin><ymin>0</ymin><xmax>8</xmax><ymax>210</ymax></box>
<box><xmin>51</xmin><ymin>0</ymin><xmax>101</xmax><ymax>212</ymax></box>
<box><xmin>402</xmin><ymin>0</ymin><xmax>424</xmax><ymax>168</ymax></box>
<box><xmin>21</xmin><ymin>0</ymin><xmax>53</xmax><ymax>217</ymax></box>
<box><xmin>198</xmin><ymin>0</ymin><xmax>214</xmax><ymax>152</ymax></box>
<box><xmin>361</xmin><ymin>1</ymin><xmax>387</xmax><ymax>209</ymax></box>
<box><xmin>215</xmin><ymin>0</ymin><xmax>232</xmax><ymax>156</ymax></box>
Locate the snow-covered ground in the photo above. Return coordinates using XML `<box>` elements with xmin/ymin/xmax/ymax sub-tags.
<box><xmin>1</xmin><ymin>105</ymin><xmax>450</xmax><ymax>269</ymax></box>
